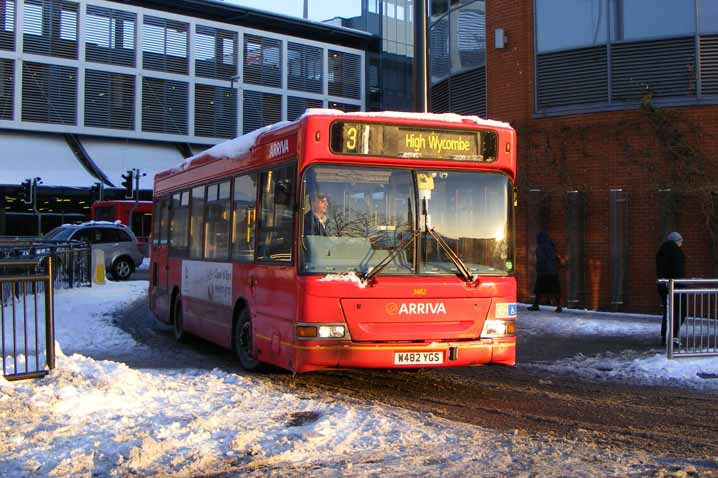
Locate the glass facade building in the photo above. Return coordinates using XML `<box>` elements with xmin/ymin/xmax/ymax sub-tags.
<box><xmin>534</xmin><ymin>0</ymin><xmax>718</xmax><ymax>114</ymax></box>
<box><xmin>429</xmin><ymin>0</ymin><xmax>486</xmax><ymax>117</ymax></box>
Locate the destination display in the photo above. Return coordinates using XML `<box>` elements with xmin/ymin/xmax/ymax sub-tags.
<box><xmin>329</xmin><ymin>121</ymin><xmax>497</xmax><ymax>162</ymax></box>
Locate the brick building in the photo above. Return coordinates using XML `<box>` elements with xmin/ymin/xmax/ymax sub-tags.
<box><xmin>431</xmin><ymin>0</ymin><xmax>718</xmax><ymax>312</ymax></box>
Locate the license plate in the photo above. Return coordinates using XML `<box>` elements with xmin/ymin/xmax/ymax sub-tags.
<box><xmin>394</xmin><ymin>351</ymin><xmax>443</xmax><ymax>365</ymax></box>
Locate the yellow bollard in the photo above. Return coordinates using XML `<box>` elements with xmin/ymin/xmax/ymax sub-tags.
<box><xmin>92</xmin><ymin>249</ymin><xmax>106</xmax><ymax>285</ymax></box>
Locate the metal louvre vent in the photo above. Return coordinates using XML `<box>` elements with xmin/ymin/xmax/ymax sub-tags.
<box><xmin>243</xmin><ymin>34</ymin><xmax>282</xmax><ymax>88</ymax></box>
<box><xmin>195</xmin><ymin>84</ymin><xmax>236</xmax><ymax>138</ymax></box>
<box><xmin>85</xmin><ymin>5</ymin><xmax>135</xmax><ymax>67</ymax></box>
<box><xmin>537</xmin><ymin>46</ymin><xmax>607</xmax><ymax>110</ymax></box>
<box><xmin>0</xmin><ymin>58</ymin><xmax>13</xmax><ymax>119</ymax></box>
<box><xmin>450</xmin><ymin>66</ymin><xmax>486</xmax><ymax>117</ymax></box>
<box><xmin>143</xmin><ymin>16</ymin><xmax>189</xmax><ymax>75</ymax></box>
<box><xmin>1</xmin><ymin>0</ymin><xmax>15</xmax><ymax>51</ymax></box>
<box><xmin>328</xmin><ymin>50</ymin><xmax>361</xmax><ymax>99</ymax></box>
<box><xmin>701</xmin><ymin>35</ymin><xmax>718</xmax><ymax>96</ymax></box>
<box><xmin>23</xmin><ymin>0</ymin><xmax>78</xmax><ymax>59</ymax></box>
<box><xmin>287</xmin><ymin>96</ymin><xmax>322</xmax><ymax>121</ymax></box>
<box><xmin>141</xmin><ymin>77</ymin><xmax>188</xmax><ymax>135</ymax></box>
<box><xmin>85</xmin><ymin>70</ymin><xmax>134</xmax><ymax>130</ymax></box>
<box><xmin>328</xmin><ymin>101</ymin><xmax>360</xmax><ymax>112</ymax></box>
<box><xmin>243</xmin><ymin>90</ymin><xmax>280</xmax><ymax>134</ymax></box>
<box><xmin>195</xmin><ymin>25</ymin><xmax>237</xmax><ymax>81</ymax></box>
<box><xmin>287</xmin><ymin>42</ymin><xmax>322</xmax><ymax>94</ymax></box>
<box><xmin>22</xmin><ymin>61</ymin><xmax>76</xmax><ymax>124</ymax></box>
<box><xmin>611</xmin><ymin>37</ymin><xmax>695</xmax><ymax>102</ymax></box>
<box><xmin>430</xmin><ymin>77</ymin><xmax>449</xmax><ymax>113</ymax></box>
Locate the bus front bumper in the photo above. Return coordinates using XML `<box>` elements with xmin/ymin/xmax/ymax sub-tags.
<box><xmin>292</xmin><ymin>337</ymin><xmax>515</xmax><ymax>373</ymax></box>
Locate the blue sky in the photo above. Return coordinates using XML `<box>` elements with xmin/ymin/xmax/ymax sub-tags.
<box><xmin>220</xmin><ymin>0</ymin><xmax>361</xmax><ymax>22</ymax></box>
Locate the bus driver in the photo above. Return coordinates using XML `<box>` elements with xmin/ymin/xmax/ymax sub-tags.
<box><xmin>304</xmin><ymin>192</ymin><xmax>329</xmax><ymax>236</ymax></box>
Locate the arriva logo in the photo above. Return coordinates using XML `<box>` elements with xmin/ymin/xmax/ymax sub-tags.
<box><xmin>385</xmin><ymin>302</ymin><xmax>447</xmax><ymax>315</ymax></box>
<box><xmin>268</xmin><ymin>139</ymin><xmax>289</xmax><ymax>159</ymax></box>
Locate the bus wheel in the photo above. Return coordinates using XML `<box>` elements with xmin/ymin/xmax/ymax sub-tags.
<box><xmin>234</xmin><ymin>308</ymin><xmax>260</xmax><ymax>371</ymax></box>
<box><xmin>173</xmin><ymin>297</ymin><xmax>188</xmax><ymax>343</ymax></box>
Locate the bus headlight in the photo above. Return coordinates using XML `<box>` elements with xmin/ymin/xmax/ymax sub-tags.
<box><xmin>318</xmin><ymin>325</ymin><xmax>345</xmax><ymax>338</ymax></box>
<box><xmin>296</xmin><ymin>324</ymin><xmax>347</xmax><ymax>339</ymax></box>
<box><xmin>481</xmin><ymin>320</ymin><xmax>516</xmax><ymax>338</ymax></box>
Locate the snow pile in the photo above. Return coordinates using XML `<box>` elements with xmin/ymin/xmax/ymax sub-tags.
<box><xmin>519</xmin><ymin>306</ymin><xmax>718</xmax><ymax>390</ymax></box>
<box><xmin>178</xmin><ymin>121</ymin><xmax>293</xmax><ymax>170</ymax></box>
<box><xmin>0</xmin><ymin>343</ymin><xmax>685</xmax><ymax>477</ymax></box>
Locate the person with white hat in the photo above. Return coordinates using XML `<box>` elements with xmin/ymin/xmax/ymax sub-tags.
<box><xmin>656</xmin><ymin>231</ymin><xmax>686</xmax><ymax>347</ymax></box>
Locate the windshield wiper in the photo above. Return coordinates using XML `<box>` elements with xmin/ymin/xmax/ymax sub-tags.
<box><xmin>359</xmin><ymin>229</ymin><xmax>421</xmax><ymax>285</ymax></box>
<box><xmin>426</xmin><ymin>227</ymin><xmax>474</xmax><ymax>283</ymax></box>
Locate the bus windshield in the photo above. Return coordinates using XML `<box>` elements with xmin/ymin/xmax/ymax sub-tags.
<box><xmin>300</xmin><ymin>165</ymin><xmax>514</xmax><ymax>276</ymax></box>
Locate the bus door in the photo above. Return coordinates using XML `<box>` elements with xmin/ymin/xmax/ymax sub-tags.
<box><xmin>250</xmin><ymin>165</ymin><xmax>297</xmax><ymax>367</ymax></box>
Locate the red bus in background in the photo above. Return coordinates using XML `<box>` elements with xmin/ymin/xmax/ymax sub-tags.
<box><xmin>149</xmin><ymin>110</ymin><xmax>517</xmax><ymax>373</ymax></box>
<box><xmin>92</xmin><ymin>200</ymin><xmax>153</xmax><ymax>254</ymax></box>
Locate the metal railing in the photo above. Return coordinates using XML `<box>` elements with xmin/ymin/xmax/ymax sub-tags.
<box><xmin>1</xmin><ymin>257</ymin><xmax>55</xmax><ymax>380</ymax></box>
<box><xmin>662</xmin><ymin>279</ymin><xmax>718</xmax><ymax>358</ymax></box>
<box><xmin>0</xmin><ymin>240</ymin><xmax>91</xmax><ymax>289</ymax></box>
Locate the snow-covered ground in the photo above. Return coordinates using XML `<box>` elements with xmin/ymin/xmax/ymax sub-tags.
<box><xmin>521</xmin><ymin>306</ymin><xmax>718</xmax><ymax>390</ymax></box>
<box><xmin>1</xmin><ymin>282</ymin><xmax>717</xmax><ymax>477</ymax></box>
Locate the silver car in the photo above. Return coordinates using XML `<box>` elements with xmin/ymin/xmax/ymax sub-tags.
<box><xmin>43</xmin><ymin>222</ymin><xmax>144</xmax><ymax>280</ymax></box>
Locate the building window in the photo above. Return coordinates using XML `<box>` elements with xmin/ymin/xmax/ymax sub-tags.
<box><xmin>143</xmin><ymin>16</ymin><xmax>188</xmax><ymax>75</ymax></box>
<box><xmin>142</xmin><ymin>77</ymin><xmax>188</xmax><ymax>135</ymax></box>
<box><xmin>535</xmin><ymin>0</ymin><xmax>607</xmax><ymax>53</ymax></box>
<box><xmin>287</xmin><ymin>96</ymin><xmax>323</xmax><ymax>121</ymax></box>
<box><xmin>287</xmin><ymin>42</ymin><xmax>323</xmax><ymax>93</ymax></box>
<box><xmin>328</xmin><ymin>50</ymin><xmax>361</xmax><ymax>99</ymax></box>
<box><xmin>0</xmin><ymin>58</ymin><xmax>13</xmax><ymax>120</ymax></box>
<box><xmin>22</xmin><ymin>61</ymin><xmax>76</xmax><ymax>125</ymax></box>
<box><xmin>23</xmin><ymin>0</ymin><xmax>78</xmax><ymax>59</ymax></box>
<box><xmin>194</xmin><ymin>84</ymin><xmax>236</xmax><ymax>139</ymax></box>
<box><xmin>195</xmin><ymin>25</ymin><xmax>237</xmax><ymax>80</ymax></box>
<box><xmin>611</xmin><ymin>0</ymin><xmax>694</xmax><ymax>42</ymax></box>
<box><xmin>1</xmin><ymin>0</ymin><xmax>15</xmax><ymax>51</ymax></box>
<box><xmin>85</xmin><ymin>5</ymin><xmax>135</xmax><ymax>67</ymax></box>
<box><xmin>243</xmin><ymin>34</ymin><xmax>282</xmax><ymax>87</ymax></box>
<box><xmin>243</xmin><ymin>90</ymin><xmax>281</xmax><ymax>134</ymax></box>
<box><xmin>85</xmin><ymin>70</ymin><xmax>134</xmax><ymax>130</ymax></box>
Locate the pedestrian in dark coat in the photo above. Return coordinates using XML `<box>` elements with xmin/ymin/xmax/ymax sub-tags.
<box><xmin>656</xmin><ymin>231</ymin><xmax>686</xmax><ymax>346</ymax></box>
<box><xmin>528</xmin><ymin>231</ymin><xmax>562</xmax><ymax>312</ymax></box>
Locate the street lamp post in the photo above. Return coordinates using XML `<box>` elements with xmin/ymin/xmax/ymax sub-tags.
<box><xmin>413</xmin><ymin>0</ymin><xmax>429</xmax><ymax>113</ymax></box>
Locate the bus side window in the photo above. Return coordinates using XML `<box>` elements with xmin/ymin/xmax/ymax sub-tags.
<box><xmin>257</xmin><ymin>164</ymin><xmax>296</xmax><ymax>262</ymax></box>
<box><xmin>152</xmin><ymin>200</ymin><xmax>161</xmax><ymax>246</ymax></box>
<box><xmin>189</xmin><ymin>185</ymin><xmax>206</xmax><ymax>259</ymax></box>
<box><xmin>159</xmin><ymin>200</ymin><xmax>170</xmax><ymax>245</ymax></box>
<box><xmin>169</xmin><ymin>191</ymin><xmax>189</xmax><ymax>257</ymax></box>
<box><xmin>231</xmin><ymin>174</ymin><xmax>257</xmax><ymax>262</ymax></box>
<box><xmin>204</xmin><ymin>181</ymin><xmax>231</xmax><ymax>260</ymax></box>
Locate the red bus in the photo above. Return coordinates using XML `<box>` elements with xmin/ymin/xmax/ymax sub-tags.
<box><xmin>149</xmin><ymin>111</ymin><xmax>517</xmax><ymax>373</ymax></box>
<box><xmin>92</xmin><ymin>200</ymin><xmax>153</xmax><ymax>253</ymax></box>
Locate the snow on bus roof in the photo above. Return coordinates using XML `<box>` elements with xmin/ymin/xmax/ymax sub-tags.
<box><xmin>177</xmin><ymin>109</ymin><xmax>511</xmax><ymax>171</ymax></box>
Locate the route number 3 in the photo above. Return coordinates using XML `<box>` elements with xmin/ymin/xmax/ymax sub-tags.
<box><xmin>345</xmin><ymin>127</ymin><xmax>358</xmax><ymax>150</ymax></box>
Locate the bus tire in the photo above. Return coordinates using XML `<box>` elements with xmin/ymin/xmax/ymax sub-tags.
<box><xmin>173</xmin><ymin>297</ymin><xmax>189</xmax><ymax>343</ymax></box>
<box><xmin>234</xmin><ymin>307</ymin><xmax>261</xmax><ymax>371</ymax></box>
<box><xmin>110</xmin><ymin>257</ymin><xmax>134</xmax><ymax>281</ymax></box>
